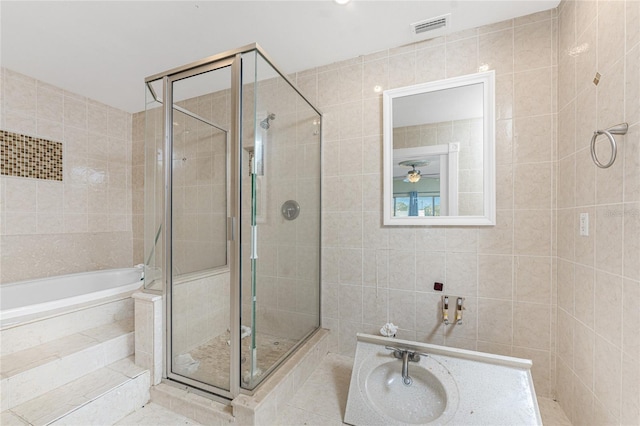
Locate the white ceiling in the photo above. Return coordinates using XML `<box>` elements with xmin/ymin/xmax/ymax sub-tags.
<box><xmin>1</xmin><ymin>0</ymin><xmax>559</xmax><ymax>113</ymax></box>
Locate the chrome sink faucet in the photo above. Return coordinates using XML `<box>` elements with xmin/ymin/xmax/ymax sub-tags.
<box><xmin>385</xmin><ymin>346</ymin><xmax>421</xmax><ymax>386</ymax></box>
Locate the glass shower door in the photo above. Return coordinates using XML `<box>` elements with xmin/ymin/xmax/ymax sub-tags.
<box><xmin>146</xmin><ymin>45</ymin><xmax>321</xmax><ymax>400</ymax></box>
<box><xmin>167</xmin><ymin>62</ymin><xmax>234</xmax><ymax>394</ymax></box>
<box><xmin>240</xmin><ymin>51</ymin><xmax>321</xmax><ymax>390</ymax></box>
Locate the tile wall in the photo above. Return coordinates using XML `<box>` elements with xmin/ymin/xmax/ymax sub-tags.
<box><xmin>555</xmin><ymin>0</ymin><xmax>639</xmax><ymax>424</ymax></box>
<box><xmin>0</xmin><ymin>68</ymin><xmax>133</xmax><ymax>283</ymax></box>
<box><xmin>289</xmin><ymin>10</ymin><xmax>559</xmax><ymax>398</ymax></box>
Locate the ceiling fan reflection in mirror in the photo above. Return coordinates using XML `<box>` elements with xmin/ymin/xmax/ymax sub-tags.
<box><xmin>398</xmin><ymin>160</ymin><xmax>432</xmax><ymax>183</ymax></box>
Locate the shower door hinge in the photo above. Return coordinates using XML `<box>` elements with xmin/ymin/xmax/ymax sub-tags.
<box><xmin>227</xmin><ymin>217</ymin><xmax>236</xmax><ymax>241</ymax></box>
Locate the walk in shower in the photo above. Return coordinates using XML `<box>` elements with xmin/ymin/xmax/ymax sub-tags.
<box><xmin>143</xmin><ymin>44</ymin><xmax>321</xmax><ymax>400</ymax></box>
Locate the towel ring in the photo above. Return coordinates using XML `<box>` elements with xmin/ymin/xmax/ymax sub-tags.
<box><xmin>590</xmin><ymin>123</ymin><xmax>628</xmax><ymax>169</ymax></box>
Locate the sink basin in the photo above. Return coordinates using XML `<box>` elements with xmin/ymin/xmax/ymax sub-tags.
<box><xmin>365</xmin><ymin>361</ymin><xmax>447</xmax><ymax>424</ymax></box>
<box><xmin>356</xmin><ymin>353</ymin><xmax>459</xmax><ymax>425</ymax></box>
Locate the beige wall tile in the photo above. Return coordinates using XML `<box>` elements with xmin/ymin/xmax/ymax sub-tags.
<box><xmin>514</xmin><ymin>210</ymin><xmax>552</xmax><ymax>255</ymax></box>
<box><xmin>556</xmin><ymin>155</ymin><xmax>575</xmax><ymax>209</ymax></box>
<box><xmin>557</xmin><ymin>106</ymin><xmax>576</xmax><ymax>160</ymax></box>
<box><xmin>596</xmin><ymin>59</ymin><xmax>625</xmax><ymax>131</ymax></box>
<box><xmin>415</xmin><ymin>251</ymin><xmax>446</xmax><ymax>293</ymax></box>
<box><xmin>478</xmin><ymin>255</ymin><xmax>513</xmax><ymax>300</ymax></box>
<box><xmin>574</xmin><ymin>148</ymin><xmax>596</xmax><ymax>207</ymax></box>
<box><xmin>496</xmin><ymin>74</ymin><xmax>514</xmax><ymax>121</ymax></box>
<box><xmin>575</xmin><ymin>21</ymin><xmax>597</xmax><ymax>95</ymax></box>
<box><xmin>621</xmin><ymin>350</ymin><xmax>640</xmax><ymax>424</ymax></box>
<box><xmin>593</xmin><ymin>335</ymin><xmax>622</xmax><ymax>420</ymax></box>
<box><xmin>623</xmin><ymin>203</ymin><xmax>640</xmax><ymax>279</ymax></box>
<box><xmin>445</xmin><ymin>37</ymin><xmax>478</xmax><ymax>78</ymax></box>
<box><xmin>555</xmin><ymin>358</ymin><xmax>574</xmax><ymax>419</ymax></box>
<box><xmin>478</xmin><ymin>29</ymin><xmax>514</xmax><ymax>75</ymax></box>
<box><xmin>514</xmin><ymin>20</ymin><xmax>553</xmax><ymax>71</ymax></box>
<box><xmin>478</xmin><ymin>209</ymin><xmax>514</xmax><ymax>254</ymax></box>
<box><xmin>557</xmin><ymin>258</ymin><xmax>575</xmax><ymax>315</ymax></box>
<box><xmin>36</xmin><ymin>86</ymin><xmax>63</xmax><ymax>123</ymax></box>
<box><xmin>624</xmin><ymin>44</ymin><xmax>640</xmax><ymax>128</ymax></box>
<box><xmin>574</xmin><ymin>264</ymin><xmax>595</xmax><ymax>328</ymax></box>
<box><xmin>594</xmin><ymin>270</ymin><xmax>623</xmax><ymax>348</ymax></box>
<box><xmin>557</xmin><ymin>55</ymin><xmax>576</xmax><ymax>111</ymax></box>
<box><xmin>575</xmin><ymin>1</ymin><xmax>597</xmax><ymax>33</ymax></box>
<box><xmin>514</xmin><ymin>67</ymin><xmax>554</xmax><ymax>117</ymax></box>
<box><xmin>572</xmin><ymin>373</ymin><xmax>594</xmax><ymax>426</ymax></box>
<box><xmin>622</xmin><ymin>278</ymin><xmax>640</xmax><ymax>358</ymax></box>
<box><xmin>444</xmin><ymin>252</ymin><xmax>477</xmax><ymax>296</ymax></box>
<box><xmin>4</xmin><ymin>178</ymin><xmax>37</xmax><ymax>212</ymax></box>
<box><xmin>557</xmin><ymin>307</ymin><xmax>574</xmax><ymax>367</ymax></box>
<box><xmin>575</xmin><ymin>89</ymin><xmax>597</xmax><ymax>154</ymax></box>
<box><xmin>595</xmin><ymin>205</ymin><xmax>623</xmax><ymax>274</ymax></box>
<box><xmin>4</xmin><ymin>71</ymin><xmax>37</xmax><ymax>116</ymax></box>
<box><xmin>513</xmin><ymin>302</ymin><xmax>551</xmax><ymax>350</ymax></box>
<box><xmin>515</xmin><ymin>256</ymin><xmax>552</xmax><ymax>304</ymax></box>
<box><xmin>514</xmin><ymin>162</ymin><xmax>553</xmax><ymax>209</ymax></box>
<box><xmin>64</xmin><ymin>96</ymin><xmax>87</xmax><ymax>129</ymax></box>
<box><xmin>514</xmin><ymin>114</ymin><xmax>555</xmax><ymax>164</ymax></box>
<box><xmin>415</xmin><ymin>45</ymin><xmax>446</xmax><ymax>82</ymax></box>
<box><xmin>388</xmin><ymin>52</ymin><xmax>416</xmax><ymax>89</ymax></box>
<box><xmin>387</xmin><ymin>250</ymin><xmax>416</xmax><ymax>291</ymax></box>
<box><xmin>388</xmin><ymin>289</ymin><xmax>416</xmax><ymax>331</ymax></box>
<box><xmin>597</xmin><ymin>0</ymin><xmax>626</xmax><ymax>73</ymax></box>
<box><xmin>415</xmin><ymin>291</ymin><xmax>445</xmax><ymax>344</ymax></box>
<box><xmin>477</xmin><ymin>298</ymin><xmax>513</xmax><ymax>345</ymax></box>
<box><xmin>573</xmin><ymin>320</ymin><xmax>594</xmax><ymax>390</ymax></box>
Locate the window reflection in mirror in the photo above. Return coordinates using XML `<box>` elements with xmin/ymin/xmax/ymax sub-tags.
<box><xmin>382</xmin><ymin>71</ymin><xmax>495</xmax><ymax>226</ymax></box>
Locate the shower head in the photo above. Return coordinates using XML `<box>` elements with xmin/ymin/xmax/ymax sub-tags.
<box><xmin>260</xmin><ymin>113</ymin><xmax>276</xmax><ymax>130</ymax></box>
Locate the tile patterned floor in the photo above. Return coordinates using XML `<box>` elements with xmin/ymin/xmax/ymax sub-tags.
<box><xmin>174</xmin><ymin>331</ymin><xmax>296</xmax><ymax>390</ymax></box>
<box><xmin>115</xmin><ymin>402</ymin><xmax>198</xmax><ymax>425</ymax></box>
<box><xmin>120</xmin><ymin>353</ymin><xmax>573</xmax><ymax>425</ymax></box>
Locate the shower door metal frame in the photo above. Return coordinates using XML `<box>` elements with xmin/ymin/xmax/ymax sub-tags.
<box><xmin>146</xmin><ymin>42</ymin><xmax>323</xmax><ymax>401</ymax></box>
<box><xmin>161</xmin><ymin>55</ymin><xmax>242</xmax><ymax>399</ymax></box>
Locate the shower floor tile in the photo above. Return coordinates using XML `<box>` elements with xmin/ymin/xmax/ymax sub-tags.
<box><xmin>175</xmin><ymin>331</ymin><xmax>297</xmax><ymax>389</ymax></box>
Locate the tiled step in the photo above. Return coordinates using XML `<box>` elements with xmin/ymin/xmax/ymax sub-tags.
<box><xmin>115</xmin><ymin>402</ymin><xmax>202</xmax><ymax>425</ymax></box>
<box><xmin>1</xmin><ymin>297</ymin><xmax>134</xmax><ymax>357</ymax></box>
<box><xmin>0</xmin><ymin>318</ymin><xmax>134</xmax><ymax>411</ymax></box>
<box><xmin>3</xmin><ymin>357</ymin><xmax>149</xmax><ymax>426</ymax></box>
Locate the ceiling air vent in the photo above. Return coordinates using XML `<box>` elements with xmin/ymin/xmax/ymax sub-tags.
<box><xmin>411</xmin><ymin>14</ymin><xmax>450</xmax><ymax>35</ymax></box>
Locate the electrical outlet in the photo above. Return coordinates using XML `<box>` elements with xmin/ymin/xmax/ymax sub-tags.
<box><xmin>579</xmin><ymin>213</ymin><xmax>589</xmax><ymax>236</ymax></box>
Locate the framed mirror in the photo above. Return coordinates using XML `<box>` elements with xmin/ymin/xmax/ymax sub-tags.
<box><xmin>382</xmin><ymin>71</ymin><xmax>495</xmax><ymax>226</ymax></box>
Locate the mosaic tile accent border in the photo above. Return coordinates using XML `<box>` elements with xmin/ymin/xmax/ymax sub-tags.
<box><xmin>0</xmin><ymin>130</ymin><xmax>63</xmax><ymax>180</ymax></box>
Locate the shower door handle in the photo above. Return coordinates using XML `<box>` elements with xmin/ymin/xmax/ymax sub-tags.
<box><xmin>227</xmin><ymin>217</ymin><xmax>236</xmax><ymax>241</ymax></box>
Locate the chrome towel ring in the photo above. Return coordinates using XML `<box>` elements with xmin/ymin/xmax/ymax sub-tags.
<box><xmin>590</xmin><ymin>123</ymin><xmax>628</xmax><ymax>168</ymax></box>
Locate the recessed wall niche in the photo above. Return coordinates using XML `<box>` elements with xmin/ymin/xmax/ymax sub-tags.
<box><xmin>0</xmin><ymin>129</ymin><xmax>63</xmax><ymax>181</ymax></box>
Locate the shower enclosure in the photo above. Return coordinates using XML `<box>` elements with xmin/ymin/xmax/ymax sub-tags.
<box><xmin>143</xmin><ymin>44</ymin><xmax>322</xmax><ymax>399</ymax></box>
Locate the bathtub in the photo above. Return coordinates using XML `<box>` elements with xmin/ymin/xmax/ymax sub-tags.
<box><xmin>1</xmin><ymin>268</ymin><xmax>143</xmax><ymax>323</ymax></box>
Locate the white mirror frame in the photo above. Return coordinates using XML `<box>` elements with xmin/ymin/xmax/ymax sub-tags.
<box><xmin>382</xmin><ymin>71</ymin><xmax>496</xmax><ymax>226</ymax></box>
